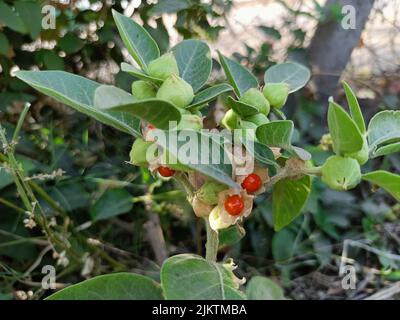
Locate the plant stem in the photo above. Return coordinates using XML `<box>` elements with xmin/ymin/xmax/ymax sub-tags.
<box><xmin>204</xmin><ymin>218</ymin><xmax>219</xmax><ymax>262</ymax></box>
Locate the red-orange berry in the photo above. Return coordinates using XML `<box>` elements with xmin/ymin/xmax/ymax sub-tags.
<box><xmin>241</xmin><ymin>173</ymin><xmax>262</xmax><ymax>193</ymax></box>
<box><xmin>224</xmin><ymin>195</ymin><xmax>244</xmax><ymax>216</ymax></box>
<box><xmin>157</xmin><ymin>166</ymin><xmax>175</xmax><ymax>177</ymax></box>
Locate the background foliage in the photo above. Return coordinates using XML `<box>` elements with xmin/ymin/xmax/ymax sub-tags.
<box><xmin>0</xmin><ymin>0</ymin><xmax>399</xmax><ymax>300</ymax></box>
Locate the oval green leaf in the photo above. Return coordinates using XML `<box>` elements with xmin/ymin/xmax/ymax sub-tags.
<box><xmin>188</xmin><ymin>83</ymin><xmax>233</xmax><ymax>109</ymax></box>
<box><xmin>172</xmin><ymin>40</ymin><xmax>212</xmax><ymax>92</ymax></box>
<box><xmin>328</xmin><ymin>99</ymin><xmax>363</xmax><ymax>155</ymax></box>
<box><xmin>161</xmin><ymin>254</ymin><xmax>245</xmax><ymax>300</ymax></box>
<box><xmin>15</xmin><ymin>71</ymin><xmax>141</xmax><ymax>136</ymax></box>
<box><xmin>47</xmin><ymin>273</ymin><xmax>163</xmax><ymax>300</ymax></box>
<box><xmin>362</xmin><ymin>170</ymin><xmax>400</xmax><ymax>201</ymax></box>
<box><xmin>264</xmin><ymin>62</ymin><xmax>310</xmax><ymax>93</ymax></box>
<box><xmin>227</xmin><ymin>96</ymin><xmax>259</xmax><ymax>118</ymax></box>
<box><xmin>217</xmin><ymin>51</ymin><xmax>258</xmax><ymax>97</ymax></box>
<box><xmin>112</xmin><ymin>9</ymin><xmax>160</xmax><ymax>71</ymax></box>
<box><xmin>272</xmin><ymin>175</ymin><xmax>311</xmax><ymax>231</ymax></box>
<box><xmin>246</xmin><ymin>276</ymin><xmax>285</xmax><ymax>300</ymax></box>
<box><xmin>90</xmin><ymin>189</ymin><xmax>133</xmax><ymax>221</ymax></box>
<box><xmin>368</xmin><ymin>110</ymin><xmax>400</xmax><ymax>151</ymax></box>
<box><xmin>121</xmin><ymin>62</ymin><xmax>163</xmax><ymax>84</ymax></box>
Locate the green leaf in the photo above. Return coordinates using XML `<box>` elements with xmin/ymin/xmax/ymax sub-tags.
<box><xmin>0</xmin><ymin>1</ymin><xmax>27</xmax><ymax>33</ymax></box>
<box><xmin>112</xmin><ymin>9</ymin><xmax>160</xmax><ymax>71</ymax></box>
<box><xmin>362</xmin><ymin>170</ymin><xmax>400</xmax><ymax>201</ymax></box>
<box><xmin>219</xmin><ymin>224</ymin><xmax>245</xmax><ymax>249</ymax></box>
<box><xmin>90</xmin><ymin>188</ymin><xmax>133</xmax><ymax>221</ymax></box>
<box><xmin>42</xmin><ymin>51</ymin><xmax>65</xmax><ymax>70</ymax></box>
<box><xmin>256</xmin><ymin>120</ymin><xmax>293</xmax><ymax>149</ymax></box>
<box><xmin>217</xmin><ymin>51</ymin><xmax>258</xmax><ymax>97</ymax></box>
<box><xmin>264</xmin><ymin>62</ymin><xmax>310</xmax><ymax>93</ymax></box>
<box><xmin>246</xmin><ymin>276</ymin><xmax>285</xmax><ymax>300</ymax></box>
<box><xmin>188</xmin><ymin>84</ymin><xmax>233</xmax><ymax>109</ymax></box>
<box><xmin>328</xmin><ymin>100</ymin><xmax>363</xmax><ymax>155</ymax></box>
<box><xmin>0</xmin><ymin>33</ymin><xmax>10</xmax><ymax>56</ymax></box>
<box><xmin>368</xmin><ymin>110</ymin><xmax>400</xmax><ymax>155</ymax></box>
<box><xmin>373</xmin><ymin>142</ymin><xmax>400</xmax><ymax>158</ymax></box>
<box><xmin>157</xmin><ymin>130</ymin><xmax>238</xmax><ymax>189</ymax></box>
<box><xmin>95</xmin><ymin>85</ymin><xmax>181</xmax><ymax>130</ymax></box>
<box><xmin>240</xmin><ymin>137</ymin><xmax>278</xmax><ymax>175</ymax></box>
<box><xmin>121</xmin><ymin>62</ymin><xmax>163</xmax><ymax>84</ymax></box>
<box><xmin>14</xmin><ymin>1</ymin><xmax>42</xmax><ymax>40</ymax></box>
<box><xmin>172</xmin><ymin>40</ymin><xmax>212</xmax><ymax>92</ymax></box>
<box><xmin>148</xmin><ymin>0</ymin><xmax>192</xmax><ymax>15</ymax></box>
<box><xmin>342</xmin><ymin>80</ymin><xmax>366</xmax><ymax>133</ymax></box>
<box><xmin>272</xmin><ymin>175</ymin><xmax>311</xmax><ymax>231</ymax></box>
<box><xmin>161</xmin><ymin>254</ymin><xmax>245</xmax><ymax>300</ymax></box>
<box><xmin>47</xmin><ymin>273</ymin><xmax>163</xmax><ymax>300</ymax></box>
<box><xmin>16</xmin><ymin>71</ymin><xmax>141</xmax><ymax>136</ymax></box>
<box><xmin>226</xmin><ymin>96</ymin><xmax>258</xmax><ymax>118</ymax></box>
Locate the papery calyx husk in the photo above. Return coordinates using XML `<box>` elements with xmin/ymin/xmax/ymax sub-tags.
<box><xmin>196</xmin><ymin>181</ymin><xmax>228</xmax><ymax>205</ymax></box>
<box><xmin>156</xmin><ymin>74</ymin><xmax>194</xmax><ymax>108</ymax></box>
<box><xmin>131</xmin><ymin>81</ymin><xmax>156</xmax><ymax>100</ymax></box>
<box><xmin>148</xmin><ymin>52</ymin><xmax>179</xmax><ymax>80</ymax></box>
<box><xmin>321</xmin><ymin>155</ymin><xmax>361</xmax><ymax>191</ymax></box>
<box><xmin>191</xmin><ymin>195</ymin><xmax>213</xmax><ymax>218</ymax></box>
<box><xmin>240</xmin><ymin>88</ymin><xmax>270</xmax><ymax>116</ymax></box>
<box><xmin>263</xmin><ymin>83</ymin><xmax>289</xmax><ymax>109</ymax></box>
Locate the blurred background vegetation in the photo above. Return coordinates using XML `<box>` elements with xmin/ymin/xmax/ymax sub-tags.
<box><xmin>0</xmin><ymin>0</ymin><xmax>399</xmax><ymax>300</ymax></box>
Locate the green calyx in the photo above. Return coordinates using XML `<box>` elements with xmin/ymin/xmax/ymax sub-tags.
<box><xmin>148</xmin><ymin>52</ymin><xmax>179</xmax><ymax>80</ymax></box>
<box><xmin>240</xmin><ymin>88</ymin><xmax>270</xmax><ymax>116</ymax></box>
<box><xmin>131</xmin><ymin>81</ymin><xmax>156</xmax><ymax>100</ymax></box>
<box><xmin>221</xmin><ymin>109</ymin><xmax>240</xmax><ymax>130</ymax></box>
<box><xmin>344</xmin><ymin>136</ymin><xmax>369</xmax><ymax>165</ymax></box>
<box><xmin>197</xmin><ymin>181</ymin><xmax>228</xmax><ymax>205</ymax></box>
<box><xmin>244</xmin><ymin>113</ymin><xmax>269</xmax><ymax>126</ymax></box>
<box><xmin>177</xmin><ymin>114</ymin><xmax>203</xmax><ymax>131</ymax></box>
<box><xmin>263</xmin><ymin>83</ymin><xmax>289</xmax><ymax>109</ymax></box>
<box><xmin>129</xmin><ymin>138</ymin><xmax>156</xmax><ymax>166</ymax></box>
<box><xmin>156</xmin><ymin>74</ymin><xmax>194</xmax><ymax>108</ymax></box>
<box><xmin>321</xmin><ymin>155</ymin><xmax>361</xmax><ymax>191</ymax></box>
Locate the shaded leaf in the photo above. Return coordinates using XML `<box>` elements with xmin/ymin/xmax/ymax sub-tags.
<box><xmin>264</xmin><ymin>62</ymin><xmax>310</xmax><ymax>93</ymax></box>
<box><xmin>368</xmin><ymin>110</ymin><xmax>400</xmax><ymax>154</ymax></box>
<box><xmin>47</xmin><ymin>273</ymin><xmax>163</xmax><ymax>300</ymax></box>
<box><xmin>226</xmin><ymin>96</ymin><xmax>258</xmax><ymax>118</ymax></box>
<box><xmin>121</xmin><ymin>62</ymin><xmax>163</xmax><ymax>84</ymax></box>
<box><xmin>188</xmin><ymin>83</ymin><xmax>233</xmax><ymax>109</ymax></box>
<box><xmin>217</xmin><ymin>51</ymin><xmax>258</xmax><ymax>97</ymax></box>
<box><xmin>246</xmin><ymin>276</ymin><xmax>285</xmax><ymax>300</ymax></box>
<box><xmin>362</xmin><ymin>170</ymin><xmax>400</xmax><ymax>201</ymax></box>
<box><xmin>172</xmin><ymin>40</ymin><xmax>212</xmax><ymax>92</ymax></box>
<box><xmin>90</xmin><ymin>189</ymin><xmax>133</xmax><ymax>221</ymax></box>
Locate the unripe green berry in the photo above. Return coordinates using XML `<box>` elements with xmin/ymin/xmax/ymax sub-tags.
<box><xmin>129</xmin><ymin>138</ymin><xmax>155</xmax><ymax>166</ymax></box>
<box><xmin>197</xmin><ymin>181</ymin><xmax>228</xmax><ymax>205</ymax></box>
<box><xmin>344</xmin><ymin>137</ymin><xmax>369</xmax><ymax>165</ymax></box>
<box><xmin>177</xmin><ymin>114</ymin><xmax>203</xmax><ymax>131</ymax></box>
<box><xmin>131</xmin><ymin>81</ymin><xmax>156</xmax><ymax>100</ymax></box>
<box><xmin>244</xmin><ymin>113</ymin><xmax>270</xmax><ymax>126</ymax></box>
<box><xmin>156</xmin><ymin>75</ymin><xmax>194</xmax><ymax>108</ymax></box>
<box><xmin>148</xmin><ymin>52</ymin><xmax>179</xmax><ymax>80</ymax></box>
<box><xmin>263</xmin><ymin>83</ymin><xmax>289</xmax><ymax>109</ymax></box>
<box><xmin>240</xmin><ymin>88</ymin><xmax>270</xmax><ymax>115</ymax></box>
<box><xmin>321</xmin><ymin>155</ymin><xmax>361</xmax><ymax>191</ymax></box>
<box><xmin>221</xmin><ymin>109</ymin><xmax>239</xmax><ymax>130</ymax></box>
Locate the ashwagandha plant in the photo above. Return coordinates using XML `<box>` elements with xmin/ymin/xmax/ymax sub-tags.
<box><xmin>15</xmin><ymin>10</ymin><xmax>400</xmax><ymax>300</ymax></box>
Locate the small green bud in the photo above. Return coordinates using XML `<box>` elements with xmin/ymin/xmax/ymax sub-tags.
<box><xmin>344</xmin><ymin>137</ymin><xmax>369</xmax><ymax>165</ymax></box>
<box><xmin>148</xmin><ymin>52</ymin><xmax>179</xmax><ymax>80</ymax></box>
<box><xmin>197</xmin><ymin>181</ymin><xmax>228</xmax><ymax>205</ymax></box>
<box><xmin>240</xmin><ymin>88</ymin><xmax>270</xmax><ymax>115</ymax></box>
<box><xmin>177</xmin><ymin>114</ymin><xmax>203</xmax><ymax>131</ymax></box>
<box><xmin>129</xmin><ymin>138</ymin><xmax>155</xmax><ymax>166</ymax></box>
<box><xmin>221</xmin><ymin>109</ymin><xmax>239</xmax><ymax>130</ymax></box>
<box><xmin>263</xmin><ymin>83</ymin><xmax>289</xmax><ymax>109</ymax></box>
<box><xmin>244</xmin><ymin>113</ymin><xmax>270</xmax><ymax>126</ymax></box>
<box><xmin>156</xmin><ymin>75</ymin><xmax>194</xmax><ymax>108</ymax></box>
<box><xmin>131</xmin><ymin>81</ymin><xmax>156</xmax><ymax>100</ymax></box>
<box><xmin>321</xmin><ymin>155</ymin><xmax>361</xmax><ymax>191</ymax></box>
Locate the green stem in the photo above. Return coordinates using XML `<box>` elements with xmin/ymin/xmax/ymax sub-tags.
<box><xmin>204</xmin><ymin>218</ymin><xmax>219</xmax><ymax>262</ymax></box>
